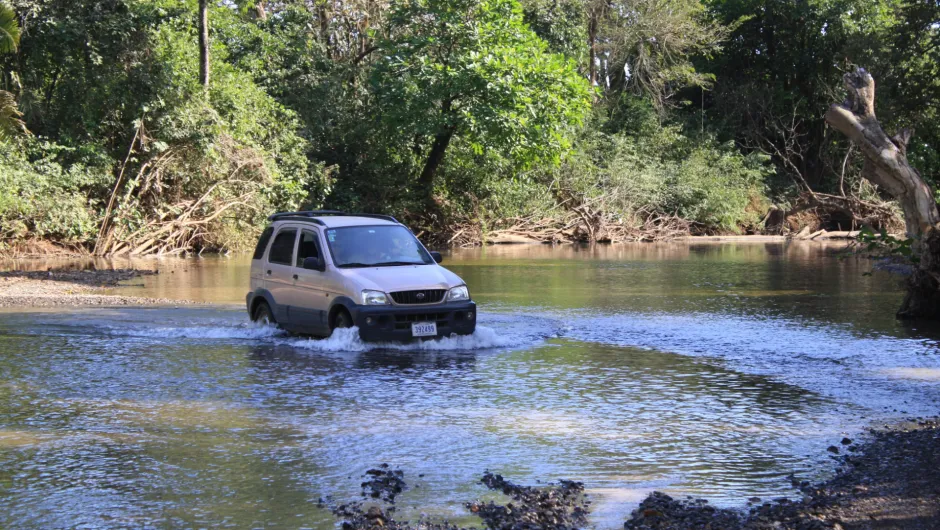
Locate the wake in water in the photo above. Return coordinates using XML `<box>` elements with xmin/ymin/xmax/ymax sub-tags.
<box><xmin>100</xmin><ymin>321</ymin><xmax>287</xmax><ymax>340</ymax></box>
<box><xmin>74</xmin><ymin>309</ymin><xmax>560</xmax><ymax>353</ymax></box>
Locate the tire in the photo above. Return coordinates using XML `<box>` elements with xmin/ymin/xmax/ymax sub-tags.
<box><xmin>253</xmin><ymin>301</ymin><xmax>276</xmax><ymax>326</ymax></box>
<box><xmin>332</xmin><ymin>308</ymin><xmax>353</xmax><ymax>331</ymax></box>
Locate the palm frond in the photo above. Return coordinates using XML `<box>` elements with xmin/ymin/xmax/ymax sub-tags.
<box><xmin>0</xmin><ymin>90</ymin><xmax>27</xmax><ymax>141</ymax></box>
<box><xmin>0</xmin><ymin>1</ymin><xmax>21</xmax><ymax>54</ymax></box>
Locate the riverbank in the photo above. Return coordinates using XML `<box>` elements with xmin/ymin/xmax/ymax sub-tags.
<box><xmin>625</xmin><ymin>418</ymin><xmax>940</xmax><ymax>530</ymax></box>
<box><xmin>1</xmin><ymin>232</ymin><xmax>864</xmax><ymax>260</ymax></box>
<box><xmin>0</xmin><ymin>269</ymin><xmax>193</xmax><ymax>308</ymax></box>
<box><xmin>325</xmin><ymin>419</ymin><xmax>940</xmax><ymax>530</ymax></box>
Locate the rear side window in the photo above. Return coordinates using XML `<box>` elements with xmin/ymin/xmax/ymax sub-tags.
<box><xmin>296</xmin><ymin>230</ymin><xmax>320</xmax><ymax>267</ymax></box>
<box><xmin>252</xmin><ymin>227</ymin><xmax>274</xmax><ymax>260</ymax></box>
<box><xmin>268</xmin><ymin>228</ymin><xmax>297</xmax><ymax>265</ymax></box>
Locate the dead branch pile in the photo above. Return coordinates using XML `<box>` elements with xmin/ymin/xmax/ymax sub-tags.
<box><xmin>768</xmin><ymin>190</ymin><xmax>904</xmax><ymax>236</ymax></box>
<box><xmin>448</xmin><ymin>207</ymin><xmax>690</xmax><ymax>247</ymax></box>
<box><xmin>94</xmin><ymin>130</ymin><xmax>269</xmax><ymax>256</ymax></box>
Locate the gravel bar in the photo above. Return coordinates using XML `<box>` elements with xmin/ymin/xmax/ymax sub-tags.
<box><xmin>0</xmin><ymin>269</ymin><xmax>194</xmax><ymax>308</ymax></box>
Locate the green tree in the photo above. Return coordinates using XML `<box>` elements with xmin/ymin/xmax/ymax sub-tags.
<box><xmin>602</xmin><ymin>0</ymin><xmax>729</xmax><ymax>110</ymax></box>
<box><xmin>0</xmin><ymin>0</ymin><xmax>24</xmax><ymax>140</ymax></box>
<box><xmin>520</xmin><ymin>0</ymin><xmax>729</xmax><ymax>110</ymax></box>
<box><xmin>701</xmin><ymin>0</ymin><xmax>940</xmax><ymax>196</ymax></box>
<box><xmin>371</xmin><ymin>0</ymin><xmax>593</xmax><ymax>205</ymax></box>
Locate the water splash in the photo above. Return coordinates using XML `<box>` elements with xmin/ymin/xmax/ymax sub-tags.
<box><xmin>81</xmin><ymin>310</ymin><xmax>557</xmax><ymax>353</ymax></box>
<box><xmin>287</xmin><ymin>325</ymin><xmax>530</xmax><ymax>353</ymax></box>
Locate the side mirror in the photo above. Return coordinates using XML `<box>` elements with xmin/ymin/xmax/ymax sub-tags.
<box><xmin>302</xmin><ymin>256</ymin><xmax>325</xmax><ymax>271</ymax></box>
<box><xmin>430</xmin><ymin>251</ymin><xmax>443</xmax><ymax>264</ymax></box>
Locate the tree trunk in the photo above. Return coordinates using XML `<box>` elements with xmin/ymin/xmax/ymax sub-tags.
<box><xmin>198</xmin><ymin>0</ymin><xmax>209</xmax><ymax>89</ymax></box>
<box><xmin>825</xmin><ymin>67</ymin><xmax>940</xmax><ymax>319</ymax></box>
<box><xmin>318</xmin><ymin>3</ymin><xmax>330</xmax><ymax>55</ymax></box>
<box><xmin>418</xmin><ymin>128</ymin><xmax>455</xmax><ymax>204</ymax></box>
<box><xmin>588</xmin><ymin>12</ymin><xmax>597</xmax><ymax>87</ymax></box>
<box><xmin>254</xmin><ymin>0</ymin><xmax>267</xmax><ymax>21</ymax></box>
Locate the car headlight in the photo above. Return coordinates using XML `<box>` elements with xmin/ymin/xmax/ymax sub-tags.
<box><xmin>362</xmin><ymin>290</ymin><xmax>390</xmax><ymax>305</ymax></box>
<box><xmin>447</xmin><ymin>285</ymin><xmax>470</xmax><ymax>302</ymax></box>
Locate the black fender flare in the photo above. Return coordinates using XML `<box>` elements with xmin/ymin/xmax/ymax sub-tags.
<box><xmin>327</xmin><ymin>296</ymin><xmax>359</xmax><ymax>327</ymax></box>
<box><xmin>247</xmin><ymin>288</ymin><xmax>277</xmax><ymax>319</ymax></box>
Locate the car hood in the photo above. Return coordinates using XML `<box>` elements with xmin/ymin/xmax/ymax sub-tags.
<box><xmin>341</xmin><ymin>265</ymin><xmax>465</xmax><ymax>293</ymax></box>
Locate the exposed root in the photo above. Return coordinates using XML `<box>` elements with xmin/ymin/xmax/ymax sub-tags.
<box><xmin>772</xmin><ymin>191</ymin><xmax>904</xmax><ymax>236</ymax></box>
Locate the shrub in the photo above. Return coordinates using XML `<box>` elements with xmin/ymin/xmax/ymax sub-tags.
<box><xmin>0</xmin><ymin>138</ymin><xmax>109</xmax><ymax>243</ymax></box>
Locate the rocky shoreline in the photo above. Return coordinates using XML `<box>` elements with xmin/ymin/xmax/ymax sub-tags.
<box><xmin>0</xmin><ymin>268</ymin><xmax>193</xmax><ymax>308</ymax></box>
<box><xmin>625</xmin><ymin>418</ymin><xmax>940</xmax><ymax>530</ymax></box>
<box><xmin>326</xmin><ymin>419</ymin><xmax>938</xmax><ymax>530</ymax></box>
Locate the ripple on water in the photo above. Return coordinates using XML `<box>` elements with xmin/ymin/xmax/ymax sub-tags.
<box><xmin>0</xmin><ymin>304</ymin><xmax>937</xmax><ymax>529</ymax></box>
<box><xmin>556</xmin><ymin>310</ymin><xmax>940</xmax><ymax>415</ymax></box>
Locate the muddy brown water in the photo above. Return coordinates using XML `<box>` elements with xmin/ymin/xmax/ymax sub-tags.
<box><xmin>1</xmin><ymin>242</ymin><xmax>939</xmax><ymax>528</ymax></box>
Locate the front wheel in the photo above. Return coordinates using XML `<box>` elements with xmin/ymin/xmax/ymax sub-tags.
<box><xmin>331</xmin><ymin>309</ymin><xmax>353</xmax><ymax>332</ymax></box>
<box><xmin>253</xmin><ymin>301</ymin><xmax>276</xmax><ymax>326</ymax></box>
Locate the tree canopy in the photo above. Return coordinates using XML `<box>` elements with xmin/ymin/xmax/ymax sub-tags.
<box><xmin>0</xmin><ymin>0</ymin><xmax>937</xmax><ymax>252</ymax></box>
<box><xmin>373</xmin><ymin>0</ymin><xmax>592</xmax><ymax>201</ymax></box>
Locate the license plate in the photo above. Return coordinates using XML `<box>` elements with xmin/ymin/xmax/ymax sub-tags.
<box><xmin>411</xmin><ymin>322</ymin><xmax>437</xmax><ymax>337</ymax></box>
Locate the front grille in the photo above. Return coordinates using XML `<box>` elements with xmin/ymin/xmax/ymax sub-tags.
<box><xmin>394</xmin><ymin>312</ymin><xmax>449</xmax><ymax>330</ymax></box>
<box><xmin>390</xmin><ymin>289</ymin><xmax>446</xmax><ymax>305</ymax></box>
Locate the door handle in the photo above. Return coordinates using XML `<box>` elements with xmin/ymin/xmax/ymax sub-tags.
<box><xmin>266</xmin><ymin>270</ymin><xmax>272</xmax><ymax>276</ymax></box>
<box><xmin>292</xmin><ymin>274</ymin><xmax>298</xmax><ymax>280</ymax></box>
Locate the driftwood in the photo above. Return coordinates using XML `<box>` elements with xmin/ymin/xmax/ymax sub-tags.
<box><xmin>790</xmin><ymin>229</ymin><xmax>862</xmax><ymax>241</ymax></box>
<box><xmin>825</xmin><ymin>67</ymin><xmax>940</xmax><ymax>319</ymax></box>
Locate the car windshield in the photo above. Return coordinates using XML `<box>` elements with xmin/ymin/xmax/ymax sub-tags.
<box><xmin>325</xmin><ymin>225</ymin><xmax>433</xmax><ymax>268</ymax></box>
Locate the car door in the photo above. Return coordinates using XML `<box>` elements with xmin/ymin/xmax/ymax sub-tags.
<box><xmin>250</xmin><ymin>226</ymin><xmax>274</xmax><ymax>293</ymax></box>
<box><xmin>287</xmin><ymin>228</ymin><xmax>330</xmax><ymax>335</ymax></box>
<box><xmin>264</xmin><ymin>226</ymin><xmax>298</xmax><ymax>323</ymax></box>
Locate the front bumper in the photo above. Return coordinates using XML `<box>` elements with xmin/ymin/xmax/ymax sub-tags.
<box><xmin>349</xmin><ymin>301</ymin><xmax>477</xmax><ymax>342</ymax></box>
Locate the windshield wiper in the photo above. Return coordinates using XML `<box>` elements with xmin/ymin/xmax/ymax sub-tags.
<box><xmin>338</xmin><ymin>261</ymin><xmax>426</xmax><ymax>268</ymax></box>
<box><xmin>374</xmin><ymin>261</ymin><xmax>426</xmax><ymax>267</ymax></box>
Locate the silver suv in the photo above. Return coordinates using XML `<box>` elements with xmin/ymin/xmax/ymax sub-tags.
<box><xmin>246</xmin><ymin>211</ymin><xmax>476</xmax><ymax>341</ymax></box>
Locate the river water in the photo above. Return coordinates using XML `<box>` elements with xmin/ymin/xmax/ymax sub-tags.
<box><xmin>1</xmin><ymin>243</ymin><xmax>938</xmax><ymax>529</ymax></box>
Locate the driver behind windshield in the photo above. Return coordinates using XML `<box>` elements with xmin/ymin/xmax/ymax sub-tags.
<box><xmin>328</xmin><ymin>226</ymin><xmax>431</xmax><ymax>267</ymax></box>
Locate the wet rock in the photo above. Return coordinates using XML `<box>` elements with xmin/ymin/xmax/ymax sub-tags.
<box><xmin>624</xmin><ymin>418</ymin><xmax>940</xmax><ymax>530</ymax></box>
<box><xmin>840</xmin><ymin>438</ymin><xmax>852</xmax><ymax>445</ymax></box>
<box><xmin>472</xmin><ymin>472</ymin><xmax>589</xmax><ymax>530</ymax></box>
<box><xmin>624</xmin><ymin>492</ymin><xmax>743</xmax><ymax>529</ymax></box>
<box><xmin>334</xmin><ymin>471</ymin><xmax>589</xmax><ymax>530</ymax></box>
<box><xmin>827</xmin><ymin>445</ymin><xmax>840</xmax><ymax>454</ymax></box>
<box><xmin>361</xmin><ymin>466</ymin><xmax>406</xmax><ymax>503</ymax></box>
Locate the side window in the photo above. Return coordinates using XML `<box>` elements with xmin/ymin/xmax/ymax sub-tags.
<box><xmin>268</xmin><ymin>228</ymin><xmax>297</xmax><ymax>265</ymax></box>
<box><xmin>252</xmin><ymin>227</ymin><xmax>274</xmax><ymax>260</ymax></box>
<box><xmin>296</xmin><ymin>230</ymin><xmax>320</xmax><ymax>267</ymax></box>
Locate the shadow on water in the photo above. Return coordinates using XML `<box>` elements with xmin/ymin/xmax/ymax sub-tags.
<box><xmin>249</xmin><ymin>343</ymin><xmax>480</xmax><ymax>372</ymax></box>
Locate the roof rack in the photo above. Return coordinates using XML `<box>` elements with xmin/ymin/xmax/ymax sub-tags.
<box><xmin>267</xmin><ymin>210</ymin><xmax>343</xmax><ymax>221</ymax></box>
<box><xmin>267</xmin><ymin>210</ymin><xmax>400</xmax><ymax>224</ymax></box>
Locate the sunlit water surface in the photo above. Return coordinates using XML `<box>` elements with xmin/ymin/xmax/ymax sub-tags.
<box><xmin>1</xmin><ymin>243</ymin><xmax>939</xmax><ymax>528</ymax></box>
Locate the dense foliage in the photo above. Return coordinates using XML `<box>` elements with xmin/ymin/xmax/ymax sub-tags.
<box><xmin>0</xmin><ymin>0</ymin><xmax>937</xmax><ymax>252</ymax></box>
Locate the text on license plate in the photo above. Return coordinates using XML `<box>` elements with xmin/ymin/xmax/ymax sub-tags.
<box><xmin>411</xmin><ymin>322</ymin><xmax>437</xmax><ymax>337</ymax></box>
